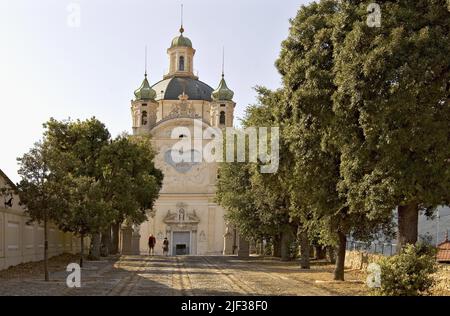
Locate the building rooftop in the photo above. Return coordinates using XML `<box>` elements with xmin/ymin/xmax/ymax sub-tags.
<box><xmin>152</xmin><ymin>76</ymin><xmax>214</xmax><ymax>101</ymax></box>
<box><xmin>437</xmin><ymin>232</ymin><xmax>450</xmax><ymax>262</ymax></box>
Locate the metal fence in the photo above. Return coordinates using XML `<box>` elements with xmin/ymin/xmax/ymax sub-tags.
<box><xmin>346</xmin><ymin>240</ymin><xmax>397</xmax><ymax>256</ymax></box>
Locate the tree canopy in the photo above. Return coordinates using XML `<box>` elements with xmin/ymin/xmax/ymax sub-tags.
<box><xmin>216</xmin><ymin>0</ymin><xmax>449</xmax><ymax>280</ymax></box>
<box><xmin>17</xmin><ymin>117</ymin><xmax>163</xmax><ymax>266</ymax></box>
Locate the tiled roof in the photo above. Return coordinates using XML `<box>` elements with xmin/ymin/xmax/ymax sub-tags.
<box><xmin>437</xmin><ymin>234</ymin><xmax>450</xmax><ymax>262</ymax></box>
<box><xmin>0</xmin><ymin>168</ymin><xmax>17</xmax><ymax>190</ymax></box>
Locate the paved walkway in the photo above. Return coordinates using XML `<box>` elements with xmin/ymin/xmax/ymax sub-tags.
<box><xmin>0</xmin><ymin>256</ymin><xmax>337</xmax><ymax>296</ymax></box>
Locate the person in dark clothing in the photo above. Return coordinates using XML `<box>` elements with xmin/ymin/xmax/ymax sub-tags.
<box><xmin>163</xmin><ymin>237</ymin><xmax>169</xmax><ymax>256</ymax></box>
<box><xmin>148</xmin><ymin>234</ymin><xmax>156</xmax><ymax>256</ymax></box>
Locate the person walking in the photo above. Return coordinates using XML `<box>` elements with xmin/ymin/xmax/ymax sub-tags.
<box><xmin>148</xmin><ymin>234</ymin><xmax>156</xmax><ymax>256</ymax></box>
<box><xmin>163</xmin><ymin>237</ymin><xmax>169</xmax><ymax>256</ymax></box>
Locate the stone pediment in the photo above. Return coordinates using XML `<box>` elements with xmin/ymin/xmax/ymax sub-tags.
<box><xmin>163</xmin><ymin>203</ymin><xmax>200</xmax><ymax>225</ymax></box>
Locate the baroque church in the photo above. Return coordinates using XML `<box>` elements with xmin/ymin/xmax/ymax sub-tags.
<box><xmin>129</xmin><ymin>24</ymin><xmax>239</xmax><ymax>256</ymax></box>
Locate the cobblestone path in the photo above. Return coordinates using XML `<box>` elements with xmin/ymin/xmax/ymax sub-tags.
<box><xmin>0</xmin><ymin>256</ymin><xmax>337</xmax><ymax>296</ymax></box>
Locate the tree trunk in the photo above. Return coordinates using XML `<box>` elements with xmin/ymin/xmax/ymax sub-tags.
<box><xmin>264</xmin><ymin>240</ymin><xmax>272</xmax><ymax>256</ymax></box>
<box><xmin>280</xmin><ymin>228</ymin><xmax>293</xmax><ymax>261</ymax></box>
<box><xmin>233</xmin><ymin>228</ymin><xmax>238</xmax><ymax>254</ymax></box>
<box><xmin>327</xmin><ymin>245</ymin><xmax>336</xmax><ymax>264</ymax></box>
<box><xmin>315</xmin><ymin>245</ymin><xmax>326</xmax><ymax>260</ymax></box>
<box><xmin>80</xmin><ymin>234</ymin><xmax>84</xmax><ymax>268</ymax></box>
<box><xmin>259</xmin><ymin>238</ymin><xmax>264</xmax><ymax>256</ymax></box>
<box><xmin>237</xmin><ymin>236</ymin><xmax>250</xmax><ymax>258</ymax></box>
<box><xmin>397</xmin><ymin>203</ymin><xmax>419</xmax><ymax>252</ymax></box>
<box><xmin>299</xmin><ymin>230</ymin><xmax>310</xmax><ymax>269</ymax></box>
<box><xmin>101</xmin><ymin>228</ymin><xmax>111</xmax><ymax>257</ymax></box>
<box><xmin>43</xmin><ymin>214</ymin><xmax>49</xmax><ymax>281</ymax></box>
<box><xmin>111</xmin><ymin>223</ymin><xmax>120</xmax><ymax>254</ymax></box>
<box><xmin>90</xmin><ymin>233</ymin><xmax>101</xmax><ymax>260</ymax></box>
<box><xmin>273</xmin><ymin>236</ymin><xmax>281</xmax><ymax>257</ymax></box>
<box><xmin>334</xmin><ymin>231</ymin><xmax>346</xmax><ymax>281</ymax></box>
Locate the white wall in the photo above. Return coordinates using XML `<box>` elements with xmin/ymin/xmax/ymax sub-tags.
<box><xmin>0</xmin><ymin>206</ymin><xmax>84</xmax><ymax>271</ymax></box>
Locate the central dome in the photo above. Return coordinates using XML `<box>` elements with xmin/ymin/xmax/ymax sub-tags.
<box><xmin>152</xmin><ymin>77</ymin><xmax>213</xmax><ymax>101</ymax></box>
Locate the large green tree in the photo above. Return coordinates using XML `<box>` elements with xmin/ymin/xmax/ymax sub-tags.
<box><xmin>43</xmin><ymin>118</ymin><xmax>113</xmax><ymax>264</ymax></box>
<box><xmin>276</xmin><ymin>0</ymin><xmax>394</xmax><ymax>279</ymax></box>
<box><xmin>40</xmin><ymin>118</ymin><xmax>163</xmax><ymax>263</ymax></box>
<box><xmin>217</xmin><ymin>161</ymin><xmax>294</xmax><ymax>258</ymax></box>
<box><xmin>276</xmin><ymin>0</ymin><xmax>357</xmax><ymax>280</ymax></box>
<box><xmin>217</xmin><ymin>162</ymin><xmax>267</xmax><ymax>239</ymax></box>
<box><xmin>332</xmin><ymin>0</ymin><xmax>450</xmax><ymax>250</ymax></box>
<box><xmin>57</xmin><ymin>175</ymin><xmax>113</xmax><ymax>266</ymax></box>
<box><xmin>244</xmin><ymin>90</ymin><xmax>299</xmax><ymax>261</ymax></box>
<box><xmin>98</xmin><ymin>134</ymin><xmax>163</xmax><ymax>254</ymax></box>
<box><xmin>217</xmin><ymin>88</ymin><xmax>297</xmax><ymax>261</ymax></box>
<box><xmin>16</xmin><ymin>142</ymin><xmax>64</xmax><ymax>280</ymax></box>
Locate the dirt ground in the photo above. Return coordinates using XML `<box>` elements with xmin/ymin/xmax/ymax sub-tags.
<box><xmin>0</xmin><ymin>254</ymin><xmax>446</xmax><ymax>296</ymax></box>
<box><xmin>0</xmin><ymin>253</ymin><xmax>80</xmax><ymax>280</ymax></box>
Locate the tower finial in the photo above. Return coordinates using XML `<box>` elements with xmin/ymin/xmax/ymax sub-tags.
<box><xmin>145</xmin><ymin>45</ymin><xmax>148</xmax><ymax>77</ymax></box>
<box><xmin>222</xmin><ymin>46</ymin><xmax>225</xmax><ymax>78</ymax></box>
<box><xmin>180</xmin><ymin>4</ymin><xmax>184</xmax><ymax>34</ymax></box>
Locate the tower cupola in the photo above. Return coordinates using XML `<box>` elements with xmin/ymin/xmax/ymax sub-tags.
<box><xmin>165</xmin><ymin>25</ymin><xmax>197</xmax><ymax>79</ymax></box>
<box><xmin>212</xmin><ymin>74</ymin><xmax>234</xmax><ymax>101</ymax></box>
<box><xmin>134</xmin><ymin>73</ymin><xmax>157</xmax><ymax>101</ymax></box>
<box><xmin>171</xmin><ymin>27</ymin><xmax>193</xmax><ymax>48</ymax></box>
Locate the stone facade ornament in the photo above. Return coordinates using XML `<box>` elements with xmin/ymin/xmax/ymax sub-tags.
<box><xmin>199</xmin><ymin>230</ymin><xmax>207</xmax><ymax>242</ymax></box>
<box><xmin>178</xmin><ymin>208</ymin><xmax>185</xmax><ymax>221</ymax></box>
<box><xmin>163</xmin><ymin>207</ymin><xmax>200</xmax><ymax>226</ymax></box>
<box><xmin>223</xmin><ymin>223</ymin><xmax>234</xmax><ymax>255</ymax></box>
<box><xmin>166</xmin><ymin>93</ymin><xmax>200</xmax><ymax>120</ymax></box>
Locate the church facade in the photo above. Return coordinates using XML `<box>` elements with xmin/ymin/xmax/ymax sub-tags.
<box><xmin>130</xmin><ymin>25</ymin><xmax>236</xmax><ymax>256</ymax></box>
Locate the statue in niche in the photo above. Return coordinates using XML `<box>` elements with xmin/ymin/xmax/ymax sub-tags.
<box><xmin>178</xmin><ymin>208</ymin><xmax>185</xmax><ymax>221</ymax></box>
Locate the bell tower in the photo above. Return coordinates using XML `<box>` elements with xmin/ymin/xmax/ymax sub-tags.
<box><xmin>131</xmin><ymin>68</ymin><xmax>158</xmax><ymax>135</ymax></box>
<box><xmin>210</xmin><ymin>51</ymin><xmax>235</xmax><ymax>127</ymax></box>
<box><xmin>164</xmin><ymin>22</ymin><xmax>197</xmax><ymax>79</ymax></box>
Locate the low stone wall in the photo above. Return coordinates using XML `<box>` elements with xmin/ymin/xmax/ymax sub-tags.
<box><xmin>344</xmin><ymin>250</ymin><xmax>383</xmax><ymax>270</ymax></box>
<box><xmin>0</xmin><ymin>206</ymin><xmax>85</xmax><ymax>271</ymax></box>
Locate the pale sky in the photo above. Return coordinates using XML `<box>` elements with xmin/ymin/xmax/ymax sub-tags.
<box><xmin>0</xmin><ymin>0</ymin><xmax>308</xmax><ymax>183</ymax></box>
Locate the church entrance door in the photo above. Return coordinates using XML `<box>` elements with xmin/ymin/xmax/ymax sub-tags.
<box><xmin>173</xmin><ymin>231</ymin><xmax>191</xmax><ymax>255</ymax></box>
